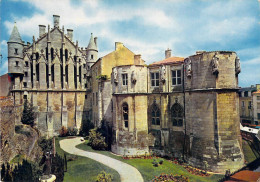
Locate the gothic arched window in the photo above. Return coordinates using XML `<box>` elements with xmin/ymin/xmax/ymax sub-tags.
<box><xmin>171</xmin><ymin>103</ymin><xmax>183</xmax><ymax>127</ymax></box>
<box><xmin>151</xmin><ymin>104</ymin><xmax>160</xmax><ymax>125</ymax></box>
<box><xmin>122</xmin><ymin>103</ymin><xmax>129</xmax><ymax>128</ymax></box>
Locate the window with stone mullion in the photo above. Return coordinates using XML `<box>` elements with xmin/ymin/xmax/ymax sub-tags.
<box><xmin>171</xmin><ymin>103</ymin><xmax>183</xmax><ymax>127</ymax></box>
<box><xmin>151</xmin><ymin>104</ymin><xmax>160</xmax><ymax>125</ymax></box>
<box><xmin>172</xmin><ymin>70</ymin><xmax>181</xmax><ymax>86</ymax></box>
<box><xmin>151</xmin><ymin>72</ymin><xmax>159</xmax><ymax>87</ymax></box>
<box><xmin>122</xmin><ymin>74</ymin><xmax>128</xmax><ymax>86</ymax></box>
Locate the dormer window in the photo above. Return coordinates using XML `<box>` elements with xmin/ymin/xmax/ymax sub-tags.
<box><xmin>15</xmin><ymin>48</ymin><xmax>18</xmax><ymax>55</ymax></box>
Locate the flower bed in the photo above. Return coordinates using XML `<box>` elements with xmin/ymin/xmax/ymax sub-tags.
<box><xmin>152</xmin><ymin>173</ymin><xmax>189</xmax><ymax>182</ymax></box>
<box><xmin>183</xmin><ymin>165</ymin><xmax>209</xmax><ymax>177</ymax></box>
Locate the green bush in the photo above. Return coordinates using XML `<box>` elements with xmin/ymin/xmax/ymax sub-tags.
<box><xmin>38</xmin><ymin>137</ymin><xmax>53</xmax><ymax>153</ymax></box>
<box><xmin>159</xmin><ymin>159</ymin><xmax>164</xmax><ymax>165</ymax></box>
<box><xmin>88</xmin><ymin>128</ymin><xmax>107</xmax><ymax>150</ymax></box>
<box><xmin>96</xmin><ymin>171</ymin><xmax>113</xmax><ymax>182</ymax></box>
<box><xmin>67</xmin><ymin>127</ymin><xmax>78</xmax><ymax>136</ymax></box>
<box><xmin>21</xmin><ymin>100</ymin><xmax>36</xmax><ymax>127</ymax></box>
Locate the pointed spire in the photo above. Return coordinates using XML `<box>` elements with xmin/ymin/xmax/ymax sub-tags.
<box><xmin>8</xmin><ymin>22</ymin><xmax>23</xmax><ymax>43</ymax></box>
<box><xmin>87</xmin><ymin>33</ymin><xmax>97</xmax><ymax>50</ymax></box>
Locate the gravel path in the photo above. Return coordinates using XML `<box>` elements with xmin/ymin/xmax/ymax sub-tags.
<box><xmin>60</xmin><ymin>137</ymin><xmax>144</xmax><ymax>182</ymax></box>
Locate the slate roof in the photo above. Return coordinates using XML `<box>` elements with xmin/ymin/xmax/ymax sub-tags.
<box><xmin>8</xmin><ymin>23</ymin><xmax>23</xmax><ymax>43</ymax></box>
<box><xmin>87</xmin><ymin>33</ymin><xmax>97</xmax><ymax>50</ymax></box>
<box><xmin>150</xmin><ymin>56</ymin><xmax>184</xmax><ymax>66</ymax></box>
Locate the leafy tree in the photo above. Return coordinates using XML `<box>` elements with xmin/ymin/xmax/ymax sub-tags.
<box><xmin>38</xmin><ymin>137</ymin><xmax>53</xmax><ymax>153</ymax></box>
<box><xmin>79</xmin><ymin>119</ymin><xmax>94</xmax><ymax>137</ymax></box>
<box><xmin>1</xmin><ymin>163</ymin><xmax>6</xmax><ymax>181</ymax></box>
<box><xmin>21</xmin><ymin>99</ymin><xmax>36</xmax><ymax>127</ymax></box>
<box><xmin>51</xmin><ymin>153</ymin><xmax>64</xmax><ymax>182</ymax></box>
<box><xmin>88</xmin><ymin>128</ymin><xmax>107</xmax><ymax>150</ymax></box>
<box><xmin>97</xmin><ymin>120</ymin><xmax>112</xmax><ymax>150</ymax></box>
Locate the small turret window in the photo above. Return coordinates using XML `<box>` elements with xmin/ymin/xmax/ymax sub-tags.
<box><xmin>23</xmin><ymin>82</ymin><xmax>27</xmax><ymax>88</ymax></box>
<box><xmin>25</xmin><ymin>61</ymin><xmax>29</xmax><ymax>67</ymax></box>
<box><xmin>91</xmin><ymin>55</ymin><xmax>94</xmax><ymax>59</ymax></box>
<box><xmin>15</xmin><ymin>61</ymin><xmax>19</xmax><ymax>67</ymax></box>
<box><xmin>24</xmin><ymin>72</ymin><xmax>28</xmax><ymax>77</ymax></box>
<box><xmin>122</xmin><ymin>103</ymin><xmax>129</xmax><ymax>128</ymax></box>
<box><xmin>15</xmin><ymin>48</ymin><xmax>18</xmax><ymax>55</ymax></box>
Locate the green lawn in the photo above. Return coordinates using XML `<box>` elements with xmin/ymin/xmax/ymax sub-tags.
<box><xmin>55</xmin><ymin>137</ymin><xmax>120</xmax><ymax>182</ymax></box>
<box><xmin>242</xmin><ymin>139</ymin><xmax>257</xmax><ymax>163</ymax></box>
<box><xmin>76</xmin><ymin>141</ymin><xmax>224</xmax><ymax>182</ymax></box>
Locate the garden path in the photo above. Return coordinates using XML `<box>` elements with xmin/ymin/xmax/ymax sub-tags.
<box><xmin>60</xmin><ymin>137</ymin><xmax>144</xmax><ymax>182</ymax></box>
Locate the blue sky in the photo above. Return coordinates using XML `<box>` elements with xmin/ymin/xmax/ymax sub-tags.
<box><xmin>0</xmin><ymin>0</ymin><xmax>260</xmax><ymax>87</ymax></box>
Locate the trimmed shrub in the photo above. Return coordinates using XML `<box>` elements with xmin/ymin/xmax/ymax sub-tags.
<box><xmin>59</xmin><ymin>126</ymin><xmax>68</xmax><ymax>137</ymax></box>
<box><xmin>67</xmin><ymin>127</ymin><xmax>78</xmax><ymax>136</ymax></box>
<box><xmin>21</xmin><ymin>100</ymin><xmax>36</xmax><ymax>127</ymax></box>
<box><xmin>88</xmin><ymin>128</ymin><xmax>107</xmax><ymax>150</ymax></box>
<box><xmin>96</xmin><ymin>171</ymin><xmax>113</xmax><ymax>182</ymax></box>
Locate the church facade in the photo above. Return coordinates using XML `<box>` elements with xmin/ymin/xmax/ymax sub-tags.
<box><xmin>5</xmin><ymin>15</ymin><xmax>244</xmax><ymax>173</ymax></box>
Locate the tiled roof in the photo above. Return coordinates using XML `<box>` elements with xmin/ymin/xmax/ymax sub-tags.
<box><xmin>150</xmin><ymin>56</ymin><xmax>184</xmax><ymax>66</ymax></box>
<box><xmin>253</xmin><ymin>89</ymin><xmax>260</xmax><ymax>94</ymax></box>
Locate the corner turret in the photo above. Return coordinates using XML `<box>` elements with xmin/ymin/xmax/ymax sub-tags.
<box><xmin>8</xmin><ymin>22</ymin><xmax>24</xmax><ymax>75</ymax></box>
<box><xmin>86</xmin><ymin>33</ymin><xmax>98</xmax><ymax>68</ymax></box>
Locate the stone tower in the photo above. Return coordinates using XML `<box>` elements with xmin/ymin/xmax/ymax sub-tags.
<box><xmin>184</xmin><ymin>51</ymin><xmax>244</xmax><ymax>173</ymax></box>
<box><xmin>8</xmin><ymin>23</ymin><xmax>24</xmax><ymax>89</ymax></box>
<box><xmin>86</xmin><ymin>33</ymin><xmax>98</xmax><ymax>68</ymax></box>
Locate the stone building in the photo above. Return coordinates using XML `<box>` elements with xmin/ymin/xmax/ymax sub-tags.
<box><xmin>2</xmin><ymin>15</ymin><xmax>244</xmax><ymax>173</ymax></box>
<box><xmin>238</xmin><ymin>84</ymin><xmax>260</xmax><ymax>125</ymax></box>
<box><xmin>252</xmin><ymin>86</ymin><xmax>260</xmax><ymax>125</ymax></box>
<box><xmin>6</xmin><ymin>15</ymin><xmax>97</xmax><ymax>137</ymax></box>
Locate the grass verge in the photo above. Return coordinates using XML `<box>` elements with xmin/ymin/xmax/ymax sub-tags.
<box><xmin>242</xmin><ymin>139</ymin><xmax>257</xmax><ymax>163</ymax></box>
<box><xmin>76</xmin><ymin>140</ymin><xmax>224</xmax><ymax>182</ymax></box>
<box><xmin>55</xmin><ymin>137</ymin><xmax>120</xmax><ymax>182</ymax></box>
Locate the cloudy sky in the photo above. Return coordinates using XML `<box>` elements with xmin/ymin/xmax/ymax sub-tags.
<box><xmin>1</xmin><ymin>0</ymin><xmax>260</xmax><ymax>87</ymax></box>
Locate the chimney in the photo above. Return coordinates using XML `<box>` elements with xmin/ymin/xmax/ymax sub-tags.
<box><xmin>53</xmin><ymin>15</ymin><xmax>60</xmax><ymax>28</ymax></box>
<box><xmin>134</xmin><ymin>54</ymin><xmax>142</xmax><ymax>65</ymax></box>
<box><xmin>67</xmin><ymin>29</ymin><xmax>73</xmax><ymax>40</ymax></box>
<box><xmin>94</xmin><ymin>37</ymin><xmax>98</xmax><ymax>48</ymax></box>
<box><xmin>196</xmin><ymin>50</ymin><xmax>206</xmax><ymax>55</ymax></box>
<box><xmin>39</xmin><ymin>25</ymin><xmax>46</xmax><ymax>37</ymax></box>
<box><xmin>115</xmin><ymin>42</ymin><xmax>123</xmax><ymax>50</ymax></box>
<box><xmin>165</xmin><ymin>48</ymin><xmax>171</xmax><ymax>59</ymax></box>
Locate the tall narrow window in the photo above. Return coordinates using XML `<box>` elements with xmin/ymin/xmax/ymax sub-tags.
<box><xmin>65</xmin><ymin>49</ymin><xmax>68</xmax><ymax>61</ymax></box>
<box><xmin>51</xmin><ymin>65</ymin><xmax>54</xmax><ymax>82</ymax></box>
<box><xmin>79</xmin><ymin>66</ymin><xmax>82</xmax><ymax>84</ymax></box>
<box><xmin>25</xmin><ymin>61</ymin><xmax>29</xmax><ymax>67</ymax></box>
<box><xmin>172</xmin><ymin>70</ymin><xmax>181</xmax><ymax>85</ymax></box>
<box><xmin>36</xmin><ymin>64</ymin><xmax>39</xmax><ymax>81</ymax></box>
<box><xmin>96</xmin><ymin>92</ymin><xmax>98</xmax><ymax>106</ymax></box>
<box><xmin>24</xmin><ymin>72</ymin><xmax>28</xmax><ymax>77</ymax></box>
<box><xmin>51</xmin><ymin>48</ymin><xmax>54</xmax><ymax>60</ymax></box>
<box><xmin>171</xmin><ymin>103</ymin><xmax>183</xmax><ymax>127</ymax></box>
<box><xmin>151</xmin><ymin>104</ymin><xmax>160</xmax><ymax>125</ymax></box>
<box><xmin>242</xmin><ymin>101</ymin><xmax>245</xmax><ymax>107</ymax></box>
<box><xmin>122</xmin><ymin>103</ymin><xmax>129</xmax><ymax>128</ymax></box>
<box><xmin>91</xmin><ymin>55</ymin><xmax>94</xmax><ymax>59</ymax></box>
<box><xmin>122</xmin><ymin>74</ymin><xmax>128</xmax><ymax>86</ymax></box>
<box><xmin>151</xmin><ymin>72</ymin><xmax>159</xmax><ymax>87</ymax></box>
<box><xmin>14</xmin><ymin>48</ymin><xmax>18</xmax><ymax>55</ymax></box>
<box><xmin>65</xmin><ymin>65</ymin><xmax>68</xmax><ymax>82</ymax></box>
<box><xmin>15</xmin><ymin>61</ymin><xmax>19</xmax><ymax>67</ymax></box>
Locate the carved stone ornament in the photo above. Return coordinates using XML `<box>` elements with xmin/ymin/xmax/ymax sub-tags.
<box><xmin>131</xmin><ymin>71</ymin><xmax>137</xmax><ymax>84</ymax></box>
<box><xmin>186</xmin><ymin>58</ymin><xmax>192</xmax><ymax>77</ymax></box>
<box><xmin>235</xmin><ymin>56</ymin><xmax>241</xmax><ymax>75</ymax></box>
<box><xmin>113</xmin><ymin>68</ymin><xmax>118</xmax><ymax>83</ymax></box>
<box><xmin>211</xmin><ymin>55</ymin><xmax>219</xmax><ymax>75</ymax></box>
<box><xmin>161</xmin><ymin>65</ymin><xmax>166</xmax><ymax>83</ymax></box>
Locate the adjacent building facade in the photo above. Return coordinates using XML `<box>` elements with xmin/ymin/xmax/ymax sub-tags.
<box><xmin>2</xmin><ymin>15</ymin><xmax>245</xmax><ymax>173</ymax></box>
